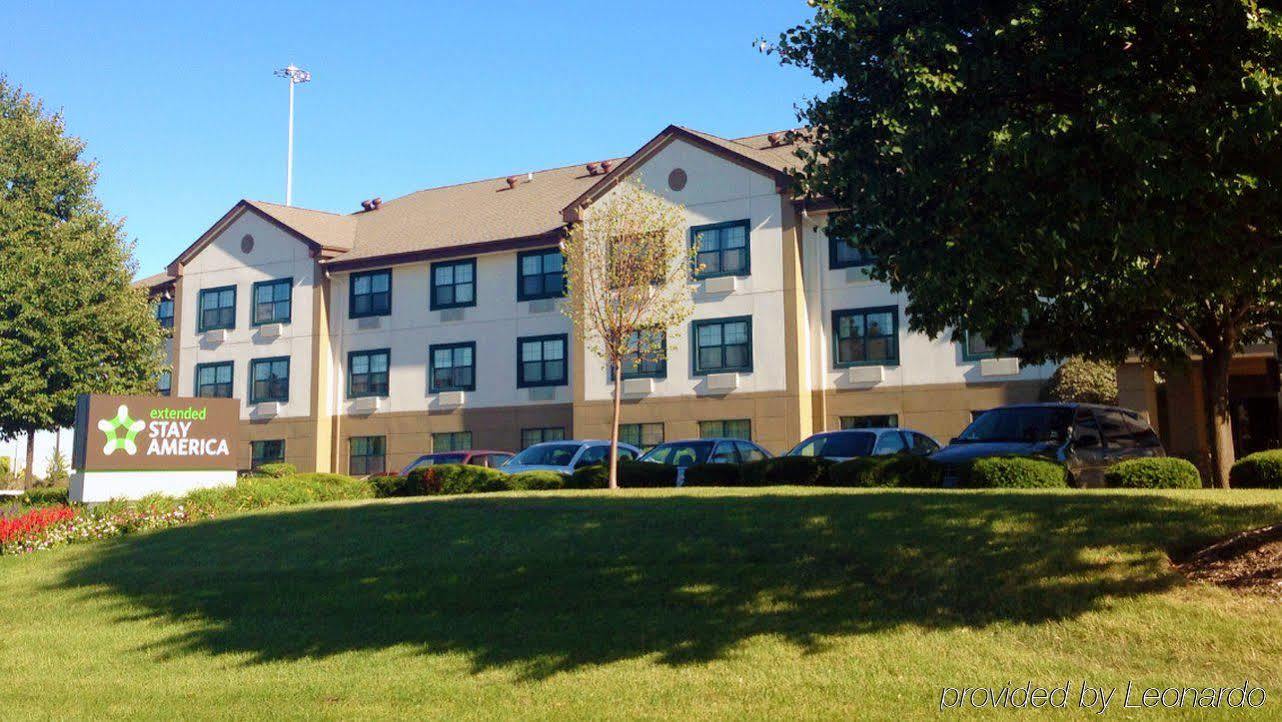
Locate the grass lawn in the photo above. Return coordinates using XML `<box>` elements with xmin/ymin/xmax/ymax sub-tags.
<box><xmin>3</xmin><ymin>488</ymin><xmax>1282</xmax><ymax>720</ymax></box>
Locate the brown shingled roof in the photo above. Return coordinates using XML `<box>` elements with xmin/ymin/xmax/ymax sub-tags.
<box><xmin>149</xmin><ymin>126</ymin><xmax>807</xmax><ymax>278</ymax></box>
<box><xmin>134</xmin><ymin>271</ymin><xmax>175</xmax><ymax>290</ymax></box>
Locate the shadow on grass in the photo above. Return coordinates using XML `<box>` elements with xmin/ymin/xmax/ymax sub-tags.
<box><xmin>55</xmin><ymin>491</ymin><xmax>1281</xmax><ymax>677</ymax></box>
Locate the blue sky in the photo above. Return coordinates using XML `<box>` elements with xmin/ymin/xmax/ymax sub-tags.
<box><xmin>3</xmin><ymin>0</ymin><xmax>824</xmax><ymax>278</ymax></box>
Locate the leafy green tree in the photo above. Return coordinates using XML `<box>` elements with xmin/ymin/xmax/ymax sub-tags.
<box><xmin>1042</xmin><ymin>358</ymin><xmax>1119</xmax><ymax>406</ymax></box>
<box><xmin>772</xmin><ymin>1</ymin><xmax>1282</xmax><ymax>486</ymax></box>
<box><xmin>0</xmin><ymin>78</ymin><xmax>165</xmax><ymax>486</ymax></box>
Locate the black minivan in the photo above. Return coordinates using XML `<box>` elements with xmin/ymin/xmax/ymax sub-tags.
<box><xmin>930</xmin><ymin>403</ymin><xmax>1164</xmax><ymax>487</ymax></box>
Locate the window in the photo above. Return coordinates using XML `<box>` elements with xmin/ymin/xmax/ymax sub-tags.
<box><xmin>252</xmin><ymin>278</ymin><xmax>292</xmax><ymax>325</ymax></box>
<box><xmin>735</xmin><ymin>441</ymin><xmax>768</xmax><ymax>462</ymax></box>
<box><xmin>699</xmin><ymin>419</ymin><xmax>751</xmax><ymax>440</ymax></box>
<box><xmin>517</xmin><ymin>248</ymin><xmax>565</xmax><ymax>301</ymax></box>
<box><xmin>155</xmin><ymin>297</ymin><xmax>174</xmax><ymax>330</ymax></box>
<box><xmin>249</xmin><ymin>357</ymin><xmax>290</xmax><ymax>403</ymax></box>
<box><xmin>349</xmin><ymin>436</ymin><xmax>386</xmax><ymax>476</ymax></box>
<box><xmin>620</xmin><ymin>422</ymin><xmax>664</xmax><ymax>449</ymax></box>
<box><xmin>873</xmin><ymin>432</ymin><xmax>908</xmax><ymax>455</ymax></box>
<box><xmin>829</xmin><ymin>234</ymin><xmax>874</xmax><ymax>269</ymax></box>
<box><xmin>1097</xmin><ymin>409</ymin><xmax>1137</xmax><ymax>449</ymax></box>
<box><xmin>431</xmin><ymin>259</ymin><xmax>476</xmax><ymax>310</ymax></box>
<box><xmin>430</xmin><ymin>342</ymin><xmax>475</xmax><ymax>392</ymax></box>
<box><xmin>517</xmin><ymin>334</ymin><xmax>568</xmax><ymax>387</ymax></box>
<box><xmin>251</xmin><ymin>440</ymin><xmax>285</xmax><ymax>468</ymax></box>
<box><xmin>197</xmin><ymin>286</ymin><xmax>236</xmax><ymax>332</ymax></box>
<box><xmin>432</xmin><ymin>431</ymin><xmax>473</xmax><ymax>453</ymax></box>
<box><xmin>962</xmin><ymin>330</ymin><xmax>1021</xmax><ymax>361</ymax></box>
<box><xmin>156</xmin><ymin>370</ymin><xmax>172</xmax><ymax>396</ymax></box>
<box><xmin>521</xmin><ymin>427</ymin><xmax>566</xmax><ymax>448</ymax></box>
<box><xmin>909</xmin><ymin>433</ymin><xmax>940</xmax><ymax>455</ymax></box>
<box><xmin>833</xmin><ymin>307</ymin><xmax>898</xmax><ymax>366</ymax></box>
<box><xmin>620</xmin><ymin>329</ymin><xmax>666</xmax><ymax>379</ymax></box>
<box><xmin>841</xmin><ymin>414</ymin><xmax>899</xmax><ymax>429</ymax></box>
<box><xmin>692</xmin><ymin>220</ymin><xmax>750</xmax><ymax>278</ymax></box>
<box><xmin>692</xmin><ymin>317</ymin><xmax>752</xmax><ymax>375</ymax></box>
<box><xmin>350</xmin><ymin>269</ymin><xmax>391</xmax><ymax>318</ymax></box>
<box><xmin>348</xmin><ymin>349</ymin><xmax>390</xmax><ymax>398</ymax></box>
<box><xmin>791</xmin><ymin>431</ymin><xmax>875</xmax><ymax>458</ymax></box>
<box><xmin>194</xmin><ymin>361</ymin><xmax>234</xmax><ymax>398</ymax></box>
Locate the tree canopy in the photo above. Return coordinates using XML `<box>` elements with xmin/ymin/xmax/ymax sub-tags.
<box><xmin>0</xmin><ymin>78</ymin><xmax>165</xmax><ymax>445</ymax></box>
<box><xmin>773</xmin><ymin>1</ymin><xmax>1282</xmax><ymax>485</ymax></box>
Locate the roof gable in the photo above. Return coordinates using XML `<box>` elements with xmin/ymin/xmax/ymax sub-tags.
<box><xmin>169</xmin><ymin>200</ymin><xmax>356</xmax><ymax>274</ymax></box>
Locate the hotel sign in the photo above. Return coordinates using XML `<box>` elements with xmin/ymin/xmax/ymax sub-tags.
<box><xmin>74</xmin><ymin>394</ymin><xmax>241</xmax><ymax>472</ymax></box>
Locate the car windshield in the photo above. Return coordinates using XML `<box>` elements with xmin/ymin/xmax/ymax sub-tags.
<box><xmin>403</xmin><ymin>453</ymin><xmax>467</xmax><ymax>473</ymax></box>
<box><xmin>958</xmin><ymin>407</ymin><xmax>1072</xmax><ymax>443</ymax></box>
<box><xmin>788</xmin><ymin>431</ymin><xmax>875</xmax><ymax>458</ymax></box>
<box><xmin>640</xmin><ymin>441</ymin><xmax>716</xmax><ymax>467</ymax></box>
<box><xmin>509</xmin><ymin>443</ymin><xmax>581</xmax><ymax>467</ymax></box>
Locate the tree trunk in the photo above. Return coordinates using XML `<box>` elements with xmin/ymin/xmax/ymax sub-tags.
<box><xmin>1273</xmin><ymin>323</ymin><xmax>1282</xmax><ymax>449</ymax></box>
<box><xmin>1200</xmin><ymin>348</ymin><xmax>1235</xmax><ymax>489</ymax></box>
<box><xmin>24</xmin><ymin>430</ymin><xmax>35</xmax><ymax>489</ymax></box>
<box><xmin>608</xmin><ymin>359</ymin><xmax>623</xmax><ymax>490</ymax></box>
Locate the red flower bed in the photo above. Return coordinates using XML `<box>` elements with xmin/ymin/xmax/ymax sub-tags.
<box><xmin>0</xmin><ymin>506</ymin><xmax>76</xmax><ymax>543</ymax></box>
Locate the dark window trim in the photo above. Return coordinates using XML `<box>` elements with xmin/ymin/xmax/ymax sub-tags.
<box><xmin>193</xmin><ymin>361</ymin><xmax>234</xmax><ymax>398</ymax></box>
<box><xmin>516</xmin><ymin>247</ymin><xmax>566</xmax><ymax>301</ymax></box>
<box><xmin>429</xmin><ymin>341</ymin><xmax>477</xmax><ymax>392</ymax></box>
<box><xmin>250</xmin><ymin>439</ymin><xmax>286</xmax><ymax>467</ymax></box>
<box><xmin>251</xmin><ymin>277</ymin><xmax>294</xmax><ymax>326</ymax></box>
<box><xmin>961</xmin><ymin>330</ymin><xmax>997</xmax><ymax>362</ymax></box>
<box><xmin>516</xmin><ymin>333</ymin><xmax>569</xmax><ymax>388</ymax></box>
<box><xmin>349</xmin><ymin>268</ymin><xmax>393</xmax><ymax>319</ymax></box>
<box><xmin>348</xmin><ymin>435</ymin><xmax>387</xmax><ymax>476</ymax></box>
<box><xmin>828</xmin><ymin>234</ymin><xmax>873</xmax><ymax>270</ymax></box>
<box><xmin>430</xmin><ymin>258</ymin><xmax>478</xmax><ymax>311</ymax></box>
<box><xmin>619</xmin><ymin>329</ymin><xmax>668</xmax><ymax>381</ymax></box>
<box><xmin>831</xmin><ymin>306</ymin><xmax>900</xmax><ymax>368</ymax></box>
<box><xmin>347</xmin><ymin>348</ymin><xmax>391</xmax><ymax>398</ymax></box>
<box><xmin>690</xmin><ymin>315</ymin><xmax>754</xmax><ymax>376</ymax></box>
<box><xmin>248</xmin><ymin>356</ymin><xmax>291</xmax><ymax>404</ymax></box>
<box><xmin>691</xmin><ymin>219</ymin><xmax>752</xmax><ymax>279</ymax></box>
<box><xmin>197</xmin><ymin>285</ymin><xmax>237</xmax><ymax>332</ymax></box>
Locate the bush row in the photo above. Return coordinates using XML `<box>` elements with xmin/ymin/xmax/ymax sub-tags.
<box><xmin>1229</xmin><ymin>450</ymin><xmax>1282</xmax><ymax>489</ymax></box>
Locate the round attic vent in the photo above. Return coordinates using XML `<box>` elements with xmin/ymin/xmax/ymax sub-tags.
<box><xmin>668</xmin><ymin>168</ymin><xmax>688</xmax><ymax>192</ymax></box>
<box><xmin>240</xmin><ymin>234</ymin><xmax>255</xmax><ymax>254</ymax></box>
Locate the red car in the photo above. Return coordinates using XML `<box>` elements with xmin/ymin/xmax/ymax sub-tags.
<box><xmin>399</xmin><ymin>450</ymin><xmax>513</xmax><ymax>476</ymax></box>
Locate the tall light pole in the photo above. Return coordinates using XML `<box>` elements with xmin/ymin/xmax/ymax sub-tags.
<box><xmin>274</xmin><ymin>64</ymin><xmax>311</xmax><ymax>206</ymax></box>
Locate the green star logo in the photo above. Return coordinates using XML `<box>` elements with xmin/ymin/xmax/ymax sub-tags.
<box><xmin>97</xmin><ymin>404</ymin><xmax>145</xmax><ymax>456</ymax></box>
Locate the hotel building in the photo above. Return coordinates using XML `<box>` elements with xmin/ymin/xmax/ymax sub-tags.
<box><xmin>138</xmin><ymin>125</ymin><xmax>1058</xmax><ymax>475</ymax></box>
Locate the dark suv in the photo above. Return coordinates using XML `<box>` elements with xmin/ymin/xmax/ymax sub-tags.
<box><xmin>930</xmin><ymin>403</ymin><xmax>1164</xmax><ymax>487</ymax></box>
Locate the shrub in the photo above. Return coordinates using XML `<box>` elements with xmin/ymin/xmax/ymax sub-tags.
<box><xmin>506</xmin><ymin>470</ymin><xmax>566</xmax><ymax>491</ymax></box>
<box><xmin>826</xmin><ymin>455</ymin><xmax>944</xmax><ymax>488</ymax></box>
<box><xmin>738</xmin><ymin>459</ymin><xmax>771</xmax><ymax>486</ymax></box>
<box><xmin>253</xmin><ymin>462</ymin><xmax>297</xmax><ymax>478</ymax></box>
<box><xmin>566</xmin><ymin>464</ymin><xmax>609</xmax><ymax>489</ymax></box>
<box><xmin>682</xmin><ymin>463</ymin><xmax>745</xmax><ymax>487</ymax></box>
<box><xmin>963</xmin><ymin>456</ymin><xmax>1068</xmax><ymax>488</ymax></box>
<box><xmin>1105</xmin><ymin>457</ymin><xmax>1202</xmax><ymax>489</ymax></box>
<box><xmin>368</xmin><ymin>473</ymin><xmax>414</xmax><ymax>498</ymax></box>
<box><xmin>422</xmin><ymin>464</ymin><xmax>510</xmax><ymax>495</ymax></box>
<box><xmin>1229</xmin><ymin>449</ymin><xmax>1282</xmax><ymax>488</ymax></box>
<box><xmin>763</xmin><ymin>456</ymin><xmax>833</xmax><ymax>485</ymax></box>
<box><xmin>185</xmin><ymin>472</ymin><xmax>371</xmax><ymax>514</ymax></box>
<box><xmin>617</xmin><ymin>460</ymin><xmax>678</xmax><ymax>488</ymax></box>
<box><xmin>1042</xmin><ymin>357</ymin><xmax>1118</xmax><ymax>405</ymax></box>
<box><xmin>20</xmin><ymin>486</ymin><xmax>69</xmax><ymax>507</ymax></box>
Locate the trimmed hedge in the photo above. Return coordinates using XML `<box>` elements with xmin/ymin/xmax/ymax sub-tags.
<box><xmin>419</xmin><ymin>464</ymin><xmax>509</xmax><ymax>495</ymax></box>
<box><xmin>827</xmin><ymin>455</ymin><xmax>942</xmax><ymax>488</ymax></box>
<box><xmin>19</xmin><ymin>486</ymin><xmax>70</xmax><ymax>507</ymax></box>
<box><xmin>369</xmin><ymin>473</ymin><xmax>414</xmax><ymax>498</ymax></box>
<box><xmin>506</xmin><ymin>470</ymin><xmax>566</xmax><ymax>491</ymax></box>
<box><xmin>1105</xmin><ymin>457</ymin><xmax>1201</xmax><ymax>489</ymax></box>
<box><xmin>682</xmin><ymin>463</ymin><xmax>744</xmax><ymax>487</ymax></box>
<box><xmin>1230</xmin><ymin>449</ymin><xmax>1282</xmax><ymax>489</ymax></box>
<box><xmin>184</xmin><ymin>472</ymin><xmax>372</xmax><ymax>513</ymax></box>
<box><xmin>962</xmin><ymin>457</ymin><xmax>1068</xmax><ymax>489</ymax></box>
<box><xmin>253</xmin><ymin>462</ymin><xmax>297</xmax><ymax>478</ymax></box>
<box><xmin>567</xmin><ymin>464</ymin><xmax>609</xmax><ymax>489</ymax></box>
<box><xmin>619</xmin><ymin>461</ymin><xmax>678</xmax><ymax>488</ymax></box>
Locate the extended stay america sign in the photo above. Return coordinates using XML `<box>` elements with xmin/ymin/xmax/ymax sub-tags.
<box><xmin>74</xmin><ymin>394</ymin><xmax>240</xmax><ymax>471</ymax></box>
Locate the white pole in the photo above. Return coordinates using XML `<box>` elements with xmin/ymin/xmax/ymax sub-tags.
<box><xmin>286</xmin><ymin>76</ymin><xmax>295</xmax><ymax>207</ymax></box>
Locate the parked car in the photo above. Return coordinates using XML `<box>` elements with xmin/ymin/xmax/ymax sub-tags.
<box><xmin>638</xmin><ymin>438</ymin><xmax>772</xmax><ymax>485</ymax></box>
<box><xmin>929</xmin><ymin>402</ymin><xmax>1164</xmax><ymax>487</ymax></box>
<box><xmin>499</xmin><ymin>440</ymin><xmax>642</xmax><ymax>475</ymax></box>
<box><xmin>786</xmin><ymin>428</ymin><xmax>940</xmax><ymax>462</ymax></box>
<box><xmin>400</xmin><ymin>450</ymin><xmax>513</xmax><ymax>476</ymax></box>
